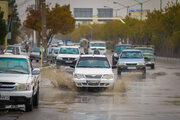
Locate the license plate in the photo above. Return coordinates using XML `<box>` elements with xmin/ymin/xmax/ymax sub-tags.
<box><xmin>127</xmin><ymin>66</ymin><xmax>136</xmax><ymax>69</ymax></box>
<box><xmin>86</xmin><ymin>80</ymin><xmax>100</xmax><ymax>83</ymax></box>
<box><xmin>66</xmin><ymin>61</ymin><xmax>72</xmax><ymax>63</ymax></box>
<box><xmin>0</xmin><ymin>94</ymin><xmax>10</xmax><ymax>100</ymax></box>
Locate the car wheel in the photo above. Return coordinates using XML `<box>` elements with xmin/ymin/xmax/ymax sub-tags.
<box><xmin>30</xmin><ymin>59</ymin><xmax>33</xmax><ymax>62</ymax></box>
<box><xmin>25</xmin><ymin>96</ymin><xmax>33</xmax><ymax>112</ymax></box>
<box><xmin>36</xmin><ymin>60</ymin><xmax>39</xmax><ymax>62</ymax></box>
<box><xmin>142</xmin><ymin>69</ymin><xmax>146</xmax><ymax>75</ymax></box>
<box><xmin>117</xmin><ymin>69</ymin><xmax>121</xmax><ymax>75</ymax></box>
<box><xmin>33</xmin><ymin>87</ymin><xmax>39</xmax><ymax>107</ymax></box>
<box><xmin>151</xmin><ymin>64</ymin><xmax>155</xmax><ymax>69</ymax></box>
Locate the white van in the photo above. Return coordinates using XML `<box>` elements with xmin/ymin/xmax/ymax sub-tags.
<box><xmin>88</xmin><ymin>41</ymin><xmax>106</xmax><ymax>55</ymax></box>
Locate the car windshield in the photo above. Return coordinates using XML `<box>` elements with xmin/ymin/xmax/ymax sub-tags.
<box><xmin>77</xmin><ymin>57</ymin><xmax>110</xmax><ymax>68</ymax></box>
<box><xmin>7</xmin><ymin>46</ymin><xmax>14</xmax><ymax>51</ymax></box>
<box><xmin>115</xmin><ymin>45</ymin><xmax>132</xmax><ymax>52</ymax></box>
<box><xmin>120</xmin><ymin>51</ymin><xmax>143</xmax><ymax>59</ymax></box>
<box><xmin>59</xmin><ymin>48</ymin><xmax>79</xmax><ymax>54</ymax></box>
<box><xmin>33</xmin><ymin>48</ymin><xmax>40</xmax><ymax>52</ymax></box>
<box><xmin>0</xmin><ymin>58</ymin><xmax>29</xmax><ymax>74</ymax></box>
<box><xmin>137</xmin><ymin>48</ymin><xmax>153</xmax><ymax>53</ymax></box>
<box><xmin>90</xmin><ymin>43</ymin><xmax>106</xmax><ymax>47</ymax></box>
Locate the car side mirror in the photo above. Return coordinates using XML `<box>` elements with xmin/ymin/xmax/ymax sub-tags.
<box><xmin>32</xmin><ymin>68</ymin><xmax>40</xmax><ymax>75</ymax></box>
<box><xmin>112</xmin><ymin>65</ymin><xmax>117</xmax><ymax>69</ymax></box>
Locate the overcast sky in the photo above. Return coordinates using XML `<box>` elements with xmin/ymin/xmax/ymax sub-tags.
<box><xmin>17</xmin><ymin>0</ymin><xmax>176</xmax><ymax>22</ymax></box>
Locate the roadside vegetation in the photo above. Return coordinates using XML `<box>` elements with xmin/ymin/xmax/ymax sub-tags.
<box><xmin>64</xmin><ymin>2</ymin><xmax>180</xmax><ymax>58</ymax></box>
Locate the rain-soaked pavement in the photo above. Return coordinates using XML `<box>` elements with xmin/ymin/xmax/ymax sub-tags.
<box><xmin>0</xmin><ymin>57</ymin><xmax>180</xmax><ymax>120</ymax></box>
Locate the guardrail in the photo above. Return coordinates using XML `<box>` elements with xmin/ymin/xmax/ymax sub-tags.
<box><xmin>156</xmin><ymin>56</ymin><xmax>180</xmax><ymax>62</ymax></box>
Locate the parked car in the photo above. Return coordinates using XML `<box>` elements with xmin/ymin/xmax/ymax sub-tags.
<box><xmin>135</xmin><ymin>47</ymin><xmax>155</xmax><ymax>69</ymax></box>
<box><xmin>117</xmin><ymin>49</ymin><xmax>146</xmax><ymax>75</ymax></box>
<box><xmin>30</xmin><ymin>47</ymin><xmax>41</xmax><ymax>62</ymax></box>
<box><xmin>0</xmin><ymin>54</ymin><xmax>40</xmax><ymax>112</ymax></box>
<box><xmin>6</xmin><ymin>45</ymin><xmax>27</xmax><ymax>55</ymax></box>
<box><xmin>88</xmin><ymin>41</ymin><xmax>106</xmax><ymax>55</ymax></box>
<box><xmin>112</xmin><ymin>44</ymin><xmax>132</xmax><ymax>66</ymax></box>
<box><xmin>72</xmin><ymin>54</ymin><xmax>115</xmax><ymax>88</ymax></box>
<box><xmin>56</xmin><ymin>46</ymin><xmax>80</xmax><ymax>67</ymax></box>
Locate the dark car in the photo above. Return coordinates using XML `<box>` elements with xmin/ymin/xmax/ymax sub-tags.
<box><xmin>30</xmin><ymin>48</ymin><xmax>41</xmax><ymax>62</ymax></box>
<box><xmin>112</xmin><ymin>44</ymin><xmax>132</xmax><ymax>65</ymax></box>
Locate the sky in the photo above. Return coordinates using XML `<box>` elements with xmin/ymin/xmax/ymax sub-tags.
<box><xmin>16</xmin><ymin>0</ymin><xmax>176</xmax><ymax>22</ymax></box>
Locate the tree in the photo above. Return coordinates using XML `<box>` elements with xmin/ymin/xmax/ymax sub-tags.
<box><xmin>24</xmin><ymin>4</ymin><xmax>75</xmax><ymax>48</ymax></box>
<box><xmin>0</xmin><ymin>11</ymin><xmax>7</xmax><ymax>45</ymax></box>
<box><xmin>4</xmin><ymin>0</ymin><xmax>21</xmax><ymax>44</ymax></box>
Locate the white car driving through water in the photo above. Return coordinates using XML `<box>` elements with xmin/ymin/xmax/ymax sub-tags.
<box><xmin>72</xmin><ymin>55</ymin><xmax>115</xmax><ymax>88</ymax></box>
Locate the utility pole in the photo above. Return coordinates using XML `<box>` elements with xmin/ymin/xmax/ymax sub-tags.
<box><xmin>40</xmin><ymin>0</ymin><xmax>47</xmax><ymax>66</ymax></box>
<box><xmin>160</xmin><ymin>0</ymin><xmax>162</xmax><ymax>10</ymax></box>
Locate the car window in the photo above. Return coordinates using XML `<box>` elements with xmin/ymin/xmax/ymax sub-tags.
<box><xmin>120</xmin><ymin>51</ymin><xmax>143</xmax><ymax>59</ymax></box>
<box><xmin>90</xmin><ymin>43</ymin><xmax>105</xmax><ymax>47</ymax></box>
<box><xmin>77</xmin><ymin>57</ymin><xmax>110</xmax><ymax>68</ymax></box>
<box><xmin>53</xmin><ymin>49</ymin><xmax>59</xmax><ymax>54</ymax></box>
<box><xmin>0</xmin><ymin>58</ymin><xmax>29</xmax><ymax>74</ymax></box>
<box><xmin>115</xmin><ymin>45</ymin><xmax>132</xmax><ymax>52</ymax></box>
<box><xmin>59</xmin><ymin>48</ymin><xmax>79</xmax><ymax>54</ymax></box>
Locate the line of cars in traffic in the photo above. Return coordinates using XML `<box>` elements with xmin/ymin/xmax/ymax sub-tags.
<box><xmin>0</xmin><ymin>40</ymin><xmax>155</xmax><ymax>112</ymax></box>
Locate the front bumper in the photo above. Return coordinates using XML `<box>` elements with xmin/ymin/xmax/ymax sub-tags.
<box><xmin>118</xmin><ymin>65</ymin><xmax>146</xmax><ymax>72</ymax></box>
<box><xmin>145</xmin><ymin>61</ymin><xmax>155</xmax><ymax>66</ymax></box>
<box><xmin>56</xmin><ymin>59</ymin><xmax>77</xmax><ymax>66</ymax></box>
<box><xmin>73</xmin><ymin>79</ymin><xmax>114</xmax><ymax>88</ymax></box>
<box><xmin>30</xmin><ymin>55</ymin><xmax>40</xmax><ymax>60</ymax></box>
<box><xmin>0</xmin><ymin>91</ymin><xmax>33</xmax><ymax>105</ymax></box>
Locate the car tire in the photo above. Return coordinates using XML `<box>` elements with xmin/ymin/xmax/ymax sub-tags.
<box><xmin>151</xmin><ymin>64</ymin><xmax>155</xmax><ymax>69</ymax></box>
<box><xmin>30</xmin><ymin>59</ymin><xmax>33</xmax><ymax>62</ymax></box>
<box><xmin>25</xmin><ymin>96</ymin><xmax>33</xmax><ymax>112</ymax></box>
<box><xmin>142</xmin><ymin>69</ymin><xmax>146</xmax><ymax>75</ymax></box>
<box><xmin>117</xmin><ymin>69</ymin><xmax>121</xmax><ymax>75</ymax></box>
<box><xmin>33</xmin><ymin>87</ymin><xmax>39</xmax><ymax>107</ymax></box>
<box><xmin>36</xmin><ymin>60</ymin><xmax>39</xmax><ymax>63</ymax></box>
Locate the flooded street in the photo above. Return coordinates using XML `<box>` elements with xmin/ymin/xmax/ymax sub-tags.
<box><xmin>1</xmin><ymin>59</ymin><xmax>180</xmax><ymax>120</ymax></box>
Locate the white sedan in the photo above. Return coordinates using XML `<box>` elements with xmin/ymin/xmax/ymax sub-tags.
<box><xmin>72</xmin><ymin>55</ymin><xmax>115</xmax><ymax>88</ymax></box>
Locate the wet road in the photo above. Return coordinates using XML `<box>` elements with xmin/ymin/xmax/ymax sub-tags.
<box><xmin>0</xmin><ymin>57</ymin><xmax>180</xmax><ymax>120</ymax></box>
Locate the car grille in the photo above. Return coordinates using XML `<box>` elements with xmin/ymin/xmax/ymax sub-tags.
<box><xmin>0</xmin><ymin>82</ymin><xmax>16</xmax><ymax>91</ymax></box>
<box><xmin>144</xmin><ymin>58</ymin><xmax>151</xmax><ymax>62</ymax></box>
<box><xmin>85</xmin><ymin>75</ymin><xmax>102</xmax><ymax>79</ymax></box>
<box><xmin>62</xmin><ymin>58</ymin><xmax>75</xmax><ymax>61</ymax></box>
<box><xmin>126</xmin><ymin>63</ymin><xmax>137</xmax><ymax>66</ymax></box>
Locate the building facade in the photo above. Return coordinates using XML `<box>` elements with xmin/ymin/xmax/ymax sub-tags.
<box><xmin>128</xmin><ymin>9</ymin><xmax>149</xmax><ymax>20</ymax></box>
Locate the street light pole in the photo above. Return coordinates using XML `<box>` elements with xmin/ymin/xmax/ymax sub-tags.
<box><xmin>113</xmin><ymin>1</ymin><xmax>129</xmax><ymax>17</ymax></box>
<box><xmin>160</xmin><ymin>0</ymin><xmax>162</xmax><ymax>10</ymax></box>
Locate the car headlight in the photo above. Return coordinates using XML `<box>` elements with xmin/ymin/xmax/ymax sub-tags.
<box><xmin>103</xmin><ymin>74</ymin><xmax>113</xmax><ymax>79</ymax></box>
<box><xmin>117</xmin><ymin>63</ymin><xmax>126</xmax><ymax>66</ymax></box>
<box><xmin>137</xmin><ymin>62</ymin><xmax>145</xmax><ymax>65</ymax></box>
<box><xmin>16</xmin><ymin>83</ymin><xmax>31</xmax><ymax>91</ymax></box>
<box><xmin>114</xmin><ymin>53</ymin><xmax>118</xmax><ymax>57</ymax></box>
<box><xmin>74</xmin><ymin>74</ymin><xmax>85</xmax><ymax>79</ymax></box>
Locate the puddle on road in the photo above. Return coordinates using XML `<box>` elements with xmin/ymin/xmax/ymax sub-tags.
<box><xmin>41</xmin><ymin>69</ymin><xmax>76</xmax><ymax>91</ymax></box>
<box><xmin>174</xmin><ymin>72</ymin><xmax>180</xmax><ymax>77</ymax></box>
<box><xmin>150</xmin><ymin>72</ymin><xmax>166</xmax><ymax>79</ymax></box>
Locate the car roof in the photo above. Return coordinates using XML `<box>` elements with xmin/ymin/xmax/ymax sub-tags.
<box><xmin>60</xmin><ymin>46</ymin><xmax>79</xmax><ymax>48</ymax></box>
<box><xmin>0</xmin><ymin>54</ymin><xmax>29</xmax><ymax>59</ymax></box>
<box><xmin>80</xmin><ymin>54</ymin><xmax>106</xmax><ymax>58</ymax></box>
<box><xmin>122</xmin><ymin>49</ymin><xmax>141</xmax><ymax>52</ymax></box>
<box><xmin>135</xmin><ymin>47</ymin><xmax>153</xmax><ymax>49</ymax></box>
<box><xmin>90</xmin><ymin>41</ymin><xmax>105</xmax><ymax>43</ymax></box>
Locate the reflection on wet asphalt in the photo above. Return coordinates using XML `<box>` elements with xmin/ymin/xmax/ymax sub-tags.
<box><xmin>0</xmin><ymin>61</ymin><xmax>180</xmax><ymax>120</ymax></box>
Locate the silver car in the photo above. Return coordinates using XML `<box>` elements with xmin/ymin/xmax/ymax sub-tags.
<box><xmin>117</xmin><ymin>49</ymin><xmax>146</xmax><ymax>75</ymax></box>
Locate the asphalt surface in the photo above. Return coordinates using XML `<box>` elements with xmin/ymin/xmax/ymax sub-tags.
<box><xmin>0</xmin><ymin>53</ymin><xmax>180</xmax><ymax>120</ymax></box>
